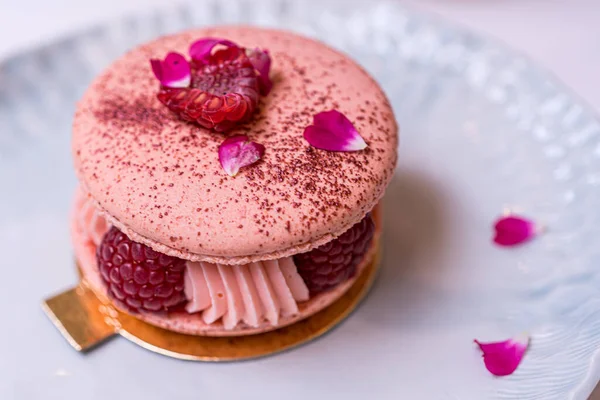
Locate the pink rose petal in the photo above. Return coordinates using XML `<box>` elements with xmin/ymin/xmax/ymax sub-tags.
<box><xmin>150</xmin><ymin>52</ymin><xmax>191</xmax><ymax>88</ymax></box>
<box><xmin>189</xmin><ymin>37</ymin><xmax>238</xmax><ymax>65</ymax></box>
<box><xmin>218</xmin><ymin>135</ymin><xmax>265</xmax><ymax>177</ymax></box>
<box><xmin>475</xmin><ymin>333</ymin><xmax>529</xmax><ymax>376</ymax></box>
<box><xmin>247</xmin><ymin>48</ymin><xmax>273</xmax><ymax>95</ymax></box>
<box><xmin>493</xmin><ymin>215</ymin><xmax>537</xmax><ymax>246</ymax></box>
<box><xmin>303</xmin><ymin>110</ymin><xmax>367</xmax><ymax>152</ymax></box>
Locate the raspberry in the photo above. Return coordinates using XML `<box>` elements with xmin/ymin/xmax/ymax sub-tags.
<box><xmin>294</xmin><ymin>214</ymin><xmax>375</xmax><ymax>294</ymax></box>
<box><xmin>97</xmin><ymin>227</ymin><xmax>187</xmax><ymax>313</ymax></box>
<box><xmin>157</xmin><ymin>46</ymin><xmax>260</xmax><ymax>132</ymax></box>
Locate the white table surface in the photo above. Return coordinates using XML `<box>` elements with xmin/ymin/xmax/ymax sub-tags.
<box><xmin>2</xmin><ymin>0</ymin><xmax>599</xmax><ymax>398</ymax></box>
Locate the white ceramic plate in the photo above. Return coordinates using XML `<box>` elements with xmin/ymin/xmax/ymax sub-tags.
<box><xmin>2</xmin><ymin>1</ymin><xmax>600</xmax><ymax>399</ymax></box>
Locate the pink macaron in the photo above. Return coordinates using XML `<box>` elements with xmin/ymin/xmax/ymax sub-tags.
<box><xmin>71</xmin><ymin>26</ymin><xmax>397</xmax><ymax>336</ymax></box>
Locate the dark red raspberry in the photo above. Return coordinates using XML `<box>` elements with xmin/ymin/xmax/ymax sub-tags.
<box><xmin>97</xmin><ymin>227</ymin><xmax>187</xmax><ymax>313</ymax></box>
<box><xmin>157</xmin><ymin>46</ymin><xmax>260</xmax><ymax>132</ymax></box>
<box><xmin>294</xmin><ymin>214</ymin><xmax>375</xmax><ymax>294</ymax></box>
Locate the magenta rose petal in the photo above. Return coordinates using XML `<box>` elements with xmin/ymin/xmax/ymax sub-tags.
<box><xmin>474</xmin><ymin>333</ymin><xmax>530</xmax><ymax>376</ymax></box>
<box><xmin>189</xmin><ymin>37</ymin><xmax>239</xmax><ymax>65</ymax></box>
<box><xmin>247</xmin><ymin>48</ymin><xmax>273</xmax><ymax>95</ymax></box>
<box><xmin>150</xmin><ymin>52</ymin><xmax>191</xmax><ymax>88</ymax></box>
<box><xmin>493</xmin><ymin>215</ymin><xmax>537</xmax><ymax>247</ymax></box>
<box><xmin>218</xmin><ymin>135</ymin><xmax>265</xmax><ymax>177</ymax></box>
<box><xmin>303</xmin><ymin>110</ymin><xmax>367</xmax><ymax>152</ymax></box>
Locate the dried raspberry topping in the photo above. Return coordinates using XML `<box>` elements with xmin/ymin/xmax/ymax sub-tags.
<box><xmin>97</xmin><ymin>227</ymin><xmax>187</xmax><ymax>313</ymax></box>
<box><xmin>154</xmin><ymin>45</ymin><xmax>264</xmax><ymax>132</ymax></box>
<box><xmin>294</xmin><ymin>214</ymin><xmax>375</xmax><ymax>294</ymax></box>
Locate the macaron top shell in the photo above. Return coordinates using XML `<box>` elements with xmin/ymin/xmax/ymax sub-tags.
<box><xmin>72</xmin><ymin>26</ymin><xmax>397</xmax><ymax>265</ymax></box>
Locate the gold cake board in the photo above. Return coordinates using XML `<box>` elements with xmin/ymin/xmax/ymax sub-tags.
<box><xmin>42</xmin><ymin>249</ymin><xmax>381</xmax><ymax>361</ymax></box>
